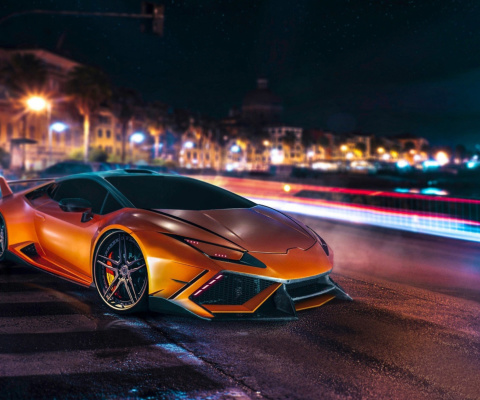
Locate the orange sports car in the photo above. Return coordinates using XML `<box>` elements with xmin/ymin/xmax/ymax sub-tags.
<box><xmin>0</xmin><ymin>170</ymin><xmax>351</xmax><ymax>320</ymax></box>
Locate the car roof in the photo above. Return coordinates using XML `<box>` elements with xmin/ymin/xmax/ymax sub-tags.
<box><xmin>54</xmin><ymin>168</ymin><xmax>182</xmax><ymax>182</ymax></box>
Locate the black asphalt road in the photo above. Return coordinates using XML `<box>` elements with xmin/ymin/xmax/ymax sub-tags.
<box><xmin>1</xmin><ymin>216</ymin><xmax>480</xmax><ymax>400</ymax></box>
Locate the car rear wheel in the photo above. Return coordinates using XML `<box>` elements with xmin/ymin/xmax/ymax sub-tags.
<box><xmin>0</xmin><ymin>214</ymin><xmax>7</xmax><ymax>263</ymax></box>
<box><xmin>93</xmin><ymin>230</ymin><xmax>148</xmax><ymax>313</ymax></box>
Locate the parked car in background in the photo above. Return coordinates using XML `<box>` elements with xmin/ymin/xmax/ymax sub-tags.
<box><xmin>39</xmin><ymin>161</ymin><xmax>118</xmax><ymax>178</ymax></box>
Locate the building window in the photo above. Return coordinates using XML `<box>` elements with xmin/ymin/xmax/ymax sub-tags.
<box><xmin>29</xmin><ymin>126</ymin><xmax>35</xmax><ymax>139</ymax></box>
<box><xmin>116</xmin><ymin>134</ymin><xmax>121</xmax><ymax>141</ymax></box>
<box><xmin>98</xmin><ymin>129</ymin><xmax>103</xmax><ymax>138</ymax></box>
<box><xmin>106</xmin><ymin>130</ymin><xmax>111</xmax><ymax>138</ymax></box>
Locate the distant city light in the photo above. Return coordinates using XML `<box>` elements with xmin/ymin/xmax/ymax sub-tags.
<box><xmin>307</xmin><ymin>150</ymin><xmax>315</xmax><ymax>158</ymax></box>
<box><xmin>263</xmin><ymin>140</ymin><xmax>270</xmax><ymax>146</ymax></box>
<box><xmin>467</xmin><ymin>161</ymin><xmax>477</xmax><ymax>169</ymax></box>
<box><xmin>50</xmin><ymin>122</ymin><xmax>68</xmax><ymax>132</ymax></box>
<box><xmin>283</xmin><ymin>184</ymin><xmax>291</xmax><ymax>192</ymax></box>
<box><xmin>230</xmin><ymin>145</ymin><xmax>241</xmax><ymax>153</ymax></box>
<box><xmin>26</xmin><ymin>96</ymin><xmax>48</xmax><ymax>112</ymax></box>
<box><xmin>184</xmin><ymin>141</ymin><xmax>194</xmax><ymax>149</ymax></box>
<box><xmin>340</xmin><ymin>145</ymin><xmax>348</xmax><ymax>152</ymax></box>
<box><xmin>420</xmin><ymin>188</ymin><xmax>448</xmax><ymax>196</ymax></box>
<box><xmin>270</xmin><ymin>148</ymin><xmax>284</xmax><ymax>164</ymax></box>
<box><xmin>423</xmin><ymin>160</ymin><xmax>440</xmax><ymax>169</ymax></box>
<box><xmin>130</xmin><ymin>132</ymin><xmax>145</xmax><ymax>143</ymax></box>
<box><xmin>397</xmin><ymin>160</ymin><xmax>409</xmax><ymax>168</ymax></box>
<box><xmin>435</xmin><ymin>151</ymin><xmax>449</xmax><ymax>166</ymax></box>
<box><xmin>377</xmin><ymin>147</ymin><xmax>385</xmax><ymax>154</ymax></box>
<box><xmin>382</xmin><ymin>153</ymin><xmax>391</xmax><ymax>160</ymax></box>
<box><xmin>312</xmin><ymin>161</ymin><xmax>338</xmax><ymax>171</ymax></box>
<box><xmin>346</xmin><ymin>152</ymin><xmax>354</xmax><ymax>159</ymax></box>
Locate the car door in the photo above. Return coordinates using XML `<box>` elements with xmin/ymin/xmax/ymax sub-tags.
<box><xmin>33</xmin><ymin>178</ymin><xmax>111</xmax><ymax>280</ymax></box>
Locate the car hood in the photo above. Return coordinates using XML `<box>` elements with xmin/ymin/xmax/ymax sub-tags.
<box><xmin>154</xmin><ymin>205</ymin><xmax>315</xmax><ymax>253</ymax></box>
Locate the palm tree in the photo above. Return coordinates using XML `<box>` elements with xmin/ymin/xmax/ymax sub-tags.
<box><xmin>110</xmin><ymin>87</ymin><xmax>142</xmax><ymax>163</ymax></box>
<box><xmin>65</xmin><ymin>66</ymin><xmax>111</xmax><ymax>162</ymax></box>
<box><xmin>0</xmin><ymin>53</ymin><xmax>47</xmax><ymax>98</ymax></box>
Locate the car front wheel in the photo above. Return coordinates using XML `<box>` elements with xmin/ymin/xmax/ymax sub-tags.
<box><xmin>93</xmin><ymin>230</ymin><xmax>148</xmax><ymax>313</ymax></box>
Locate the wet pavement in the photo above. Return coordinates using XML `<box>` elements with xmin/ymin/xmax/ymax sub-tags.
<box><xmin>1</xmin><ymin>217</ymin><xmax>480</xmax><ymax>400</ymax></box>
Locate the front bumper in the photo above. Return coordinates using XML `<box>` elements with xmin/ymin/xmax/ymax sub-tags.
<box><xmin>149</xmin><ymin>271</ymin><xmax>352</xmax><ymax>320</ymax></box>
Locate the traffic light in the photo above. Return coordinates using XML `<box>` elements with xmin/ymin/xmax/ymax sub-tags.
<box><xmin>141</xmin><ymin>2</ymin><xmax>164</xmax><ymax>36</ymax></box>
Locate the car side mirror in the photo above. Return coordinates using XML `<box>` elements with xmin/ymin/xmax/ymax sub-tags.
<box><xmin>58</xmin><ymin>198</ymin><xmax>94</xmax><ymax>223</ymax></box>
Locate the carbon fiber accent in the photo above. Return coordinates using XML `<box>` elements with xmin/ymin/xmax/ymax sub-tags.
<box><xmin>285</xmin><ymin>275</ymin><xmax>334</xmax><ymax>301</ymax></box>
<box><xmin>191</xmin><ymin>273</ymin><xmax>274</xmax><ymax>305</ymax></box>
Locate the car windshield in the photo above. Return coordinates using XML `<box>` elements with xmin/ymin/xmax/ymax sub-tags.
<box><xmin>105</xmin><ymin>175</ymin><xmax>255</xmax><ymax>210</ymax></box>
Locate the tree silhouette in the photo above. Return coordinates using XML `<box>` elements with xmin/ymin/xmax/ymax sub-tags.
<box><xmin>65</xmin><ymin>66</ymin><xmax>111</xmax><ymax>162</ymax></box>
<box><xmin>110</xmin><ymin>87</ymin><xmax>142</xmax><ymax>163</ymax></box>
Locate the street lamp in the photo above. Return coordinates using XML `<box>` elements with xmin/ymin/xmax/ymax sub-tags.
<box><xmin>49</xmin><ymin>122</ymin><xmax>68</xmax><ymax>166</ymax></box>
<box><xmin>130</xmin><ymin>132</ymin><xmax>145</xmax><ymax>162</ymax></box>
<box><xmin>24</xmin><ymin>95</ymin><xmax>51</xmax><ymax>171</ymax></box>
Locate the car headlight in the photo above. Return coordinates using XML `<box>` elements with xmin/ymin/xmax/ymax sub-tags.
<box><xmin>166</xmin><ymin>234</ymin><xmax>266</xmax><ymax>268</ymax></box>
<box><xmin>307</xmin><ymin>227</ymin><xmax>330</xmax><ymax>256</ymax></box>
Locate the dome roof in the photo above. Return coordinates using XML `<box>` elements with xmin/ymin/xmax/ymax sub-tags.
<box><xmin>242</xmin><ymin>79</ymin><xmax>282</xmax><ymax>108</ymax></box>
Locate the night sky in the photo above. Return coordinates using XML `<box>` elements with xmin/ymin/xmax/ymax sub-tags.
<box><xmin>1</xmin><ymin>0</ymin><xmax>480</xmax><ymax>148</ymax></box>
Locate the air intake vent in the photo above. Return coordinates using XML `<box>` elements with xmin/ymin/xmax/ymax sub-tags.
<box><xmin>285</xmin><ymin>275</ymin><xmax>334</xmax><ymax>301</ymax></box>
<box><xmin>21</xmin><ymin>243</ymin><xmax>38</xmax><ymax>258</ymax></box>
<box><xmin>191</xmin><ymin>273</ymin><xmax>274</xmax><ymax>305</ymax></box>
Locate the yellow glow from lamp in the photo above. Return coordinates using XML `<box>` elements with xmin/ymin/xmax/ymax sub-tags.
<box><xmin>26</xmin><ymin>96</ymin><xmax>48</xmax><ymax>112</ymax></box>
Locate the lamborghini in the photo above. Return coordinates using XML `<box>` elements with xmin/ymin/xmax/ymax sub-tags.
<box><xmin>0</xmin><ymin>169</ymin><xmax>351</xmax><ymax>320</ymax></box>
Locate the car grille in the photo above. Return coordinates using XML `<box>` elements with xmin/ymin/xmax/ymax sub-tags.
<box><xmin>285</xmin><ymin>275</ymin><xmax>334</xmax><ymax>301</ymax></box>
<box><xmin>192</xmin><ymin>273</ymin><xmax>274</xmax><ymax>305</ymax></box>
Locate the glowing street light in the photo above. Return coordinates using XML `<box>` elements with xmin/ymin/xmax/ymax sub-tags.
<box><xmin>130</xmin><ymin>132</ymin><xmax>145</xmax><ymax>144</ymax></box>
<box><xmin>130</xmin><ymin>132</ymin><xmax>145</xmax><ymax>162</ymax></box>
<box><xmin>377</xmin><ymin>147</ymin><xmax>385</xmax><ymax>154</ymax></box>
<box><xmin>50</xmin><ymin>122</ymin><xmax>68</xmax><ymax>133</ymax></box>
<box><xmin>26</xmin><ymin>96</ymin><xmax>48</xmax><ymax>112</ymax></box>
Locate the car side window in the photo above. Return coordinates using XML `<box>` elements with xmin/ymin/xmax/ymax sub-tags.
<box><xmin>100</xmin><ymin>193</ymin><xmax>123</xmax><ymax>215</ymax></box>
<box><xmin>51</xmin><ymin>179</ymin><xmax>108</xmax><ymax>215</ymax></box>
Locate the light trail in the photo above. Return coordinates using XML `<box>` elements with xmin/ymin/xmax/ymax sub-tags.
<box><xmin>192</xmin><ymin>175</ymin><xmax>480</xmax><ymax>243</ymax></box>
<box><xmin>249</xmin><ymin>197</ymin><xmax>480</xmax><ymax>243</ymax></box>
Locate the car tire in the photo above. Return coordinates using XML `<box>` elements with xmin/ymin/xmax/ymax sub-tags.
<box><xmin>93</xmin><ymin>230</ymin><xmax>148</xmax><ymax>314</ymax></box>
<box><xmin>0</xmin><ymin>213</ymin><xmax>8</xmax><ymax>263</ymax></box>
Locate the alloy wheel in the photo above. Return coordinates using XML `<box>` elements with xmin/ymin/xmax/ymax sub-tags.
<box><xmin>94</xmin><ymin>231</ymin><xmax>148</xmax><ymax>312</ymax></box>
